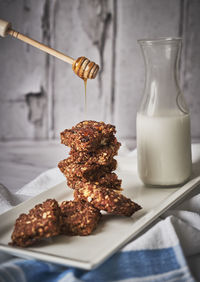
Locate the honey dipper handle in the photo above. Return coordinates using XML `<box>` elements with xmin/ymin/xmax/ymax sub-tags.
<box><xmin>0</xmin><ymin>19</ymin><xmax>12</xmax><ymax>37</ymax></box>
<box><xmin>0</xmin><ymin>19</ymin><xmax>99</xmax><ymax>79</ymax></box>
<box><xmin>7</xmin><ymin>29</ymin><xmax>75</xmax><ymax>65</ymax></box>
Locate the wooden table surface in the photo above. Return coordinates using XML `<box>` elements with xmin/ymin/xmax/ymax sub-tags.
<box><xmin>0</xmin><ymin>140</ymin><xmax>199</xmax><ymax>194</ymax></box>
<box><xmin>0</xmin><ymin>139</ymin><xmax>138</xmax><ymax>193</ymax></box>
<box><xmin>0</xmin><ymin>141</ymin><xmax>69</xmax><ymax>193</ymax></box>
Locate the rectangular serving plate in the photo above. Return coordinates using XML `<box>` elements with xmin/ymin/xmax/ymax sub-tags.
<box><xmin>0</xmin><ymin>156</ymin><xmax>200</xmax><ymax>270</ymax></box>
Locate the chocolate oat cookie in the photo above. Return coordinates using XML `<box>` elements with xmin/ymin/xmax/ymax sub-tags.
<box><xmin>67</xmin><ymin>172</ymin><xmax>122</xmax><ymax>190</ymax></box>
<box><xmin>58</xmin><ymin>158</ymin><xmax>117</xmax><ymax>180</ymax></box>
<box><xmin>60</xmin><ymin>120</ymin><xmax>116</xmax><ymax>151</ymax></box>
<box><xmin>60</xmin><ymin>200</ymin><xmax>101</xmax><ymax>236</ymax></box>
<box><xmin>74</xmin><ymin>183</ymin><xmax>142</xmax><ymax>216</ymax></box>
<box><xmin>11</xmin><ymin>199</ymin><xmax>61</xmax><ymax>247</ymax></box>
<box><xmin>69</xmin><ymin>141</ymin><xmax>121</xmax><ymax>166</ymax></box>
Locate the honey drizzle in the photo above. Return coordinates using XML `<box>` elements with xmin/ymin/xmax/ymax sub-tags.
<box><xmin>84</xmin><ymin>78</ymin><xmax>87</xmax><ymax>118</ymax></box>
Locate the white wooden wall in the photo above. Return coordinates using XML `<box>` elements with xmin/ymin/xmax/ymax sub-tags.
<box><xmin>0</xmin><ymin>0</ymin><xmax>200</xmax><ymax>147</ymax></box>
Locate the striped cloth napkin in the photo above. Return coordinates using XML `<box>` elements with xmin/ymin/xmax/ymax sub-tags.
<box><xmin>0</xmin><ymin>145</ymin><xmax>200</xmax><ymax>282</ymax></box>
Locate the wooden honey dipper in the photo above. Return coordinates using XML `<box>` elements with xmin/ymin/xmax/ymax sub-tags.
<box><xmin>0</xmin><ymin>19</ymin><xmax>99</xmax><ymax>80</ymax></box>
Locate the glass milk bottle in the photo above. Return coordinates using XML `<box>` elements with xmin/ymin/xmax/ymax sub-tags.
<box><xmin>137</xmin><ymin>38</ymin><xmax>192</xmax><ymax>186</ymax></box>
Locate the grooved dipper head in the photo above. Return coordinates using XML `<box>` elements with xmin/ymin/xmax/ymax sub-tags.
<box><xmin>72</xmin><ymin>56</ymin><xmax>99</xmax><ymax>80</ymax></box>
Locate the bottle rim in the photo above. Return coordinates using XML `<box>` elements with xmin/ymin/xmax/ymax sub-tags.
<box><xmin>138</xmin><ymin>37</ymin><xmax>182</xmax><ymax>45</ymax></box>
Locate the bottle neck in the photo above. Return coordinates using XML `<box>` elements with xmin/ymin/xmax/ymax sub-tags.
<box><xmin>143</xmin><ymin>43</ymin><xmax>180</xmax><ymax>96</ymax></box>
<box><xmin>139</xmin><ymin>39</ymin><xmax>188</xmax><ymax>116</ymax></box>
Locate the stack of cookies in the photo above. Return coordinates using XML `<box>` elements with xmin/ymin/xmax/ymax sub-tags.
<box><xmin>58</xmin><ymin>120</ymin><xmax>141</xmax><ymax>217</ymax></box>
<box><xmin>58</xmin><ymin>120</ymin><xmax>121</xmax><ymax>191</ymax></box>
<box><xmin>10</xmin><ymin>121</ymin><xmax>142</xmax><ymax>247</ymax></box>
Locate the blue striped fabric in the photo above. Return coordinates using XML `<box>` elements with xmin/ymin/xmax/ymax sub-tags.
<box><xmin>0</xmin><ymin>244</ymin><xmax>195</xmax><ymax>282</ymax></box>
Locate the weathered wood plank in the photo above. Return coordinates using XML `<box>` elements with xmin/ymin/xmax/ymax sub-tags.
<box><xmin>0</xmin><ymin>0</ymin><xmax>200</xmax><ymax>143</ymax></box>
<box><xmin>114</xmin><ymin>0</ymin><xmax>181</xmax><ymax>145</ymax></box>
<box><xmin>52</xmin><ymin>0</ymin><xmax>114</xmax><ymax>137</ymax></box>
<box><xmin>0</xmin><ymin>0</ymin><xmax>48</xmax><ymax>140</ymax></box>
<box><xmin>181</xmin><ymin>0</ymin><xmax>200</xmax><ymax>138</ymax></box>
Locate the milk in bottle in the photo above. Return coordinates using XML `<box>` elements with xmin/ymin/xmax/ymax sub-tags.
<box><xmin>137</xmin><ymin>38</ymin><xmax>192</xmax><ymax>186</ymax></box>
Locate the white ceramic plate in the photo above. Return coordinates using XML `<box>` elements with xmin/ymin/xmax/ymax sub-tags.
<box><xmin>0</xmin><ymin>156</ymin><xmax>200</xmax><ymax>270</ymax></box>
